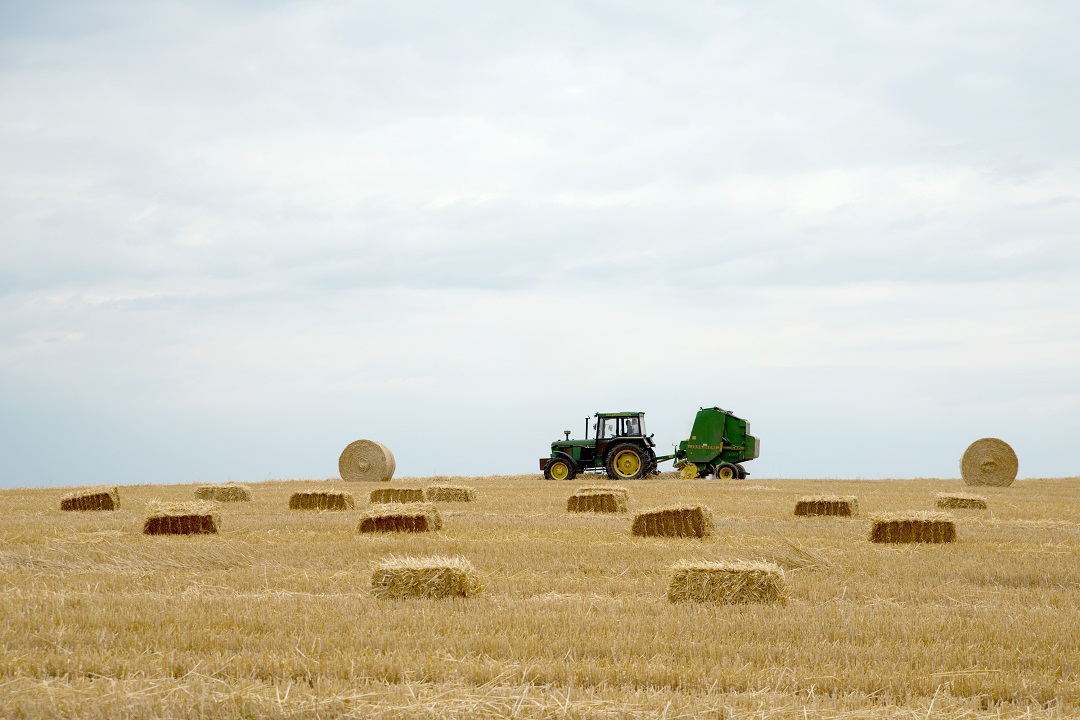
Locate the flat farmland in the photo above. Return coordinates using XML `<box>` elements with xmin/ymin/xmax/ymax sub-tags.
<box><xmin>2</xmin><ymin>475</ymin><xmax>1079</xmax><ymax>719</ymax></box>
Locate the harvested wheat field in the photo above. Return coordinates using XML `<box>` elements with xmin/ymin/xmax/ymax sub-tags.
<box><xmin>60</xmin><ymin>485</ymin><xmax>119</xmax><ymax>511</ymax></box>
<box><xmin>371</xmin><ymin>555</ymin><xmax>483</xmax><ymax>599</ymax></box>
<box><xmin>3</xmin><ymin>475</ymin><xmax>1080</xmax><ymax>718</ymax></box>
<box><xmin>370</xmin><ymin>487</ymin><xmax>425</xmax><ymax>504</ymax></box>
<box><xmin>667</xmin><ymin>560</ymin><xmax>786</xmax><ymax>604</ymax></box>
<box><xmin>288</xmin><ymin>490</ymin><xmax>355</xmax><ymax>511</ymax></box>
<box><xmin>794</xmin><ymin>494</ymin><xmax>858</xmax><ymax>517</ymax></box>
<box><xmin>424</xmin><ymin>484</ymin><xmax>477</xmax><ymax>502</ymax></box>
<box><xmin>194</xmin><ymin>483</ymin><xmax>251</xmax><ymax>502</ymax></box>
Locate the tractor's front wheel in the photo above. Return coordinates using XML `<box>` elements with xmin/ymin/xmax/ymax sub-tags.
<box><xmin>606</xmin><ymin>444</ymin><xmax>648</xmax><ymax>480</ymax></box>
<box><xmin>715</xmin><ymin>462</ymin><xmax>739</xmax><ymax>480</ymax></box>
<box><xmin>544</xmin><ymin>457</ymin><xmax>576</xmax><ymax>481</ymax></box>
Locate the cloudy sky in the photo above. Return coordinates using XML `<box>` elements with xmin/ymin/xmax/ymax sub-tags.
<box><xmin>2</xmin><ymin>1</ymin><xmax>1078</xmax><ymax>487</ymax></box>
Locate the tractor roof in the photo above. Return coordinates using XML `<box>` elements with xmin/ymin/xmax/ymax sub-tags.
<box><xmin>595</xmin><ymin>411</ymin><xmax>644</xmax><ymax>418</ymax></box>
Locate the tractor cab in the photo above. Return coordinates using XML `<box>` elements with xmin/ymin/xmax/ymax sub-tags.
<box><xmin>593</xmin><ymin>412</ymin><xmax>649</xmax><ymax>457</ymax></box>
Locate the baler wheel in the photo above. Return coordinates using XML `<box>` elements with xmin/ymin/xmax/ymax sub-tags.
<box><xmin>735</xmin><ymin>464</ymin><xmax>748</xmax><ymax>479</ymax></box>
<box><xmin>715</xmin><ymin>463</ymin><xmax>739</xmax><ymax>480</ymax></box>
<box><xmin>606</xmin><ymin>444</ymin><xmax>648</xmax><ymax>480</ymax></box>
<box><xmin>544</xmin><ymin>457</ymin><xmax>575</xmax><ymax>481</ymax></box>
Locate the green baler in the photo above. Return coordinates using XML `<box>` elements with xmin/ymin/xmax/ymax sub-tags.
<box><xmin>673</xmin><ymin>407</ymin><xmax>759</xmax><ymax>479</ymax></box>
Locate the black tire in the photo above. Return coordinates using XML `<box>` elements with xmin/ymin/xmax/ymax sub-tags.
<box><xmin>715</xmin><ymin>462</ymin><xmax>739</xmax><ymax>480</ymax></box>
<box><xmin>544</xmin><ymin>456</ymin><xmax>576</xmax><ymax>481</ymax></box>
<box><xmin>605</xmin><ymin>443</ymin><xmax>649</xmax><ymax>480</ymax></box>
<box><xmin>735</xmin><ymin>464</ymin><xmax>748</xmax><ymax>479</ymax></box>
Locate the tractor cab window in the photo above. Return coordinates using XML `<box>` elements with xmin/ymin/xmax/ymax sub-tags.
<box><xmin>624</xmin><ymin>416</ymin><xmax>641</xmax><ymax>436</ymax></box>
<box><xmin>601</xmin><ymin>418</ymin><xmax>619</xmax><ymax>438</ymax></box>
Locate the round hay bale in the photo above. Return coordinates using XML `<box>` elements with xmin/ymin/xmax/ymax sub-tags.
<box><xmin>338</xmin><ymin>439</ymin><xmax>396</xmax><ymax>482</ymax></box>
<box><xmin>960</xmin><ymin>438</ymin><xmax>1018</xmax><ymax>487</ymax></box>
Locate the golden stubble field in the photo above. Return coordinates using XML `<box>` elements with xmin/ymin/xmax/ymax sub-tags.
<box><xmin>2</xmin><ymin>474</ymin><xmax>1079</xmax><ymax>719</ymax></box>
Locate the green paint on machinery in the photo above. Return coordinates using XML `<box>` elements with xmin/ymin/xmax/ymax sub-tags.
<box><xmin>540</xmin><ymin>412</ymin><xmax>658</xmax><ymax>481</ymax></box>
<box><xmin>539</xmin><ymin>406</ymin><xmax>758</xmax><ymax>481</ymax></box>
<box><xmin>672</xmin><ymin>406</ymin><xmax>759</xmax><ymax>480</ymax></box>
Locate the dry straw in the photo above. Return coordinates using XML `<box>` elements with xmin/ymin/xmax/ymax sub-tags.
<box><xmin>794</xmin><ymin>495</ymin><xmax>858</xmax><ymax>517</ymax></box>
<box><xmin>936</xmin><ymin>492</ymin><xmax>988</xmax><ymax>510</ymax></box>
<box><xmin>632</xmin><ymin>505</ymin><xmax>714</xmax><ymax>538</ymax></box>
<box><xmin>143</xmin><ymin>501</ymin><xmax>220</xmax><ymax>536</ymax></box>
<box><xmin>370</xmin><ymin>487</ymin><xmax>425</xmax><ymax>504</ymax></box>
<box><xmin>424</xmin><ymin>485</ymin><xmax>477</xmax><ymax>502</ymax></box>
<box><xmin>358</xmin><ymin>502</ymin><xmax>442</xmax><ymax>534</ymax></box>
<box><xmin>960</xmin><ymin>437</ymin><xmax>1018</xmax><ymax>487</ymax></box>
<box><xmin>567</xmin><ymin>489</ymin><xmax>627</xmax><ymax>514</ymax></box>
<box><xmin>576</xmin><ymin>485</ymin><xmax>630</xmax><ymax>500</ymax></box>
<box><xmin>289</xmin><ymin>491</ymin><xmax>355</xmax><ymax>511</ymax></box>
<box><xmin>60</xmin><ymin>486</ymin><xmax>119</xmax><ymax>512</ymax></box>
<box><xmin>338</xmin><ymin>439</ymin><xmax>396</xmax><ymax>482</ymax></box>
<box><xmin>371</xmin><ymin>555</ymin><xmax>482</xmax><ymax>599</ymax></box>
<box><xmin>870</xmin><ymin>511</ymin><xmax>956</xmax><ymax>544</ymax></box>
<box><xmin>194</xmin><ymin>484</ymin><xmax>251</xmax><ymax>503</ymax></box>
<box><xmin>668</xmin><ymin>560</ymin><xmax>786</xmax><ymax>604</ymax></box>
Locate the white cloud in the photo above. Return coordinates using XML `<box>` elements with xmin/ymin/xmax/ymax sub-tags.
<box><xmin>2</xmin><ymin>0</ymin><xmax>1079</xmax><ymax>485</ymax></box>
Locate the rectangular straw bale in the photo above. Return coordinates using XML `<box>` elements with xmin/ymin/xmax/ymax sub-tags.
<box><xmin>194</xmin><ymin>484</ymin><xmax>251</xmax><ymax>502</ymax></box>
<box><xmin>424</xmin><ymin>484</ymin><xmax>477</xmax><ymax>502</ymax></box>
<box><xmin>794</xmin><ymin>495</ymin><xmax>858</xmax><ymax>517</ymax></box>
<box><xmin>358</xmin><ymin>503</ymin><xmax>442</xmax><ymax>534</ymax></box>
<box><xmin>935</xmin><ymin>492</ymin><xmax>988</xmax><ymax>510</ymax></box>
<box><xmin>668</xmin><ymin>560</ymin><xmax>786</xmax><ymax>604</ymax></box>
<box><xmin>370</xmin><ymin>487</ymin><xmax>425</xmax><ymax>504</ymax></box>
<box><xmin>143</xmin><ymin>501</ymin><xmax>219</xmax><ymax>536</ymax></box>
<box><xmin>567</xmin><ymin>489</ymin><xmax>627</xmax><ymax>514</ymax></box>
<box><xmin>631</xmin><ymin>505</ymin><xmax>714</xmax><ymax>538</ymax></box>
<box><xmin>371</xmin><ymin>555</ymin><xmax>482</xmax><ymax>599</ymax></box>
<box><xmin>288</xmin><ymin>491</ymin><xmax>355</xmax><ymax>511</ymax></box>
<box><xmin>60</xmin><ymin>486</ymin><xmax>119</xmax><ymax>512</ymax></box>
<box><xmin>870</xmin><ymin>511</ymin><xmax>956</xmax><ymax>544</ymax></box>
<box><xmin>576</xmin><ymin>485</ymin><xmax>629</xmax><ymax>501</ymax></box>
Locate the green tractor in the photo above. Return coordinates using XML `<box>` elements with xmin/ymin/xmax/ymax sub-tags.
<box><xmin>540</xmin><ymin>406</ymin><xmax>758</xmax><ymax>481</ymax></box>
<box><xmin>540</xmin><ymin>411</ymin><xmax>658</xmax><ymax>481</ymax></box>
<box><xmin>672</xmin><ymin>406</ymin><xmax>759</xmax><ymax>479</ymax></box>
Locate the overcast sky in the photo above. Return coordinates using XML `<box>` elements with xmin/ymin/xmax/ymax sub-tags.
<box><xmin>2</xmin><ymin>1</ymin><xmax>1078</xmax><ymax>488</ymax></box>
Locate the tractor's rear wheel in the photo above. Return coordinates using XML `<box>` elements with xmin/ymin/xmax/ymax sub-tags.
<box><xmin>715</xmin><ymin>462</ymin><xmax>739</xmax><ymax>480</ymax></box>
<box><xmin>735</xmin><ymin>464</ymin><xmax>748</xmax><ymax>479</ymax></box>
<box><xmin>544</xmin><ymin>457</ymin><xmax>575</xmax><ymax>481</ymax></box>
<box><xmin>606</xmin><ymin>444</ymin><xmax>648</xmax><ymax>480</ymax></box>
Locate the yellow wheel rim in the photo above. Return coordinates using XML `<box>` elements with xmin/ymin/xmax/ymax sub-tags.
<box><xmin>613</xmin><ymin>449</ymin><xmax>642</xmax><ymax>478</ymax></box>
<box><xmin>679</xmin><ymin>463</ymin><xmax>698</xmax><ymax>479</ymax></box>
<box><xmin>718</xmin><ymin>466</ymin><xmax>735</xmax><ymax>480</ymax></box>
<box><xmin>550</xmin><ymin>461</ymin><xmax>570</xmax><ymax>480</ymax></box>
